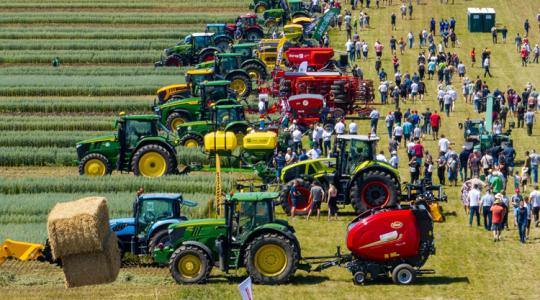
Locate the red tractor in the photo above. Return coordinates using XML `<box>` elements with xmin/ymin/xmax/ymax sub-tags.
<box><xmin>226</xmin><ymin>13</ymin><xmax>265</xmax><ymax>41</ymax></box>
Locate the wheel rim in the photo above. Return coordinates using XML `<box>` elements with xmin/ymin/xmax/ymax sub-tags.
<box><xmin>397</xmin><ymin>269</ymin><xmax>413</xmax><ymax>284</ymax></box>
<box><xmin>202</xmin><ymin>54</ymin><xmax>215</xmax><ymax>62</ymax></box>
<box><xmin>354</xmin><ymin>272</ymin><xmax>365</xmax><ymax>284</ymax></box>
<box><xmin>255</xmin><ymin>5</ymin><xmax>266</xmax><ymax>13</ymax></box>
<box><xmin>287</xmin><ymin>186</ymin><xmax>312</xmax><ymax>212</ymax></box>
<box><xmin>247</xmin><ymin>69</ymin><xmax>261</xmax><ymax>80</ymax></box>
<box><xmin>171</xmin><ymin>117</ymin><xmax>185</xmax><ymax>130</ymax></box>
<box><xmin>84</xmin><ymin>159</ymin><xmax>106</xmax><ymax>176</ymax></box>
<box><xmin>254</xmin><ymin>244</ymin><xmax>287</xmax><ymax>277</ymax></box>
<box><xmin>183</xmin><ymin>138</ymin><xmax>199</xmax><ymax>148</ymax></box>
<box><xmin>230</xmin><ymin>79</ymin><xmax>247</xmax><ymax>95</ymax></box>
<box><xmin>361</xmin><ymin>181</ymin><xmax>390</xmax><ymax>208</ymax></box>
<box><xmin>138</xmin><ymin>152</ymin><xmax>167</xmax><ymax>177</ymax></box>
<box><xmin>178</xmin><ymin>254</ymin><xmax>202</xmax><ymax>279</ymax></box>
<box><xmin>247</xmin><ymin>32</ymin><xmax>260</xmax><ymax>41</ymax></box>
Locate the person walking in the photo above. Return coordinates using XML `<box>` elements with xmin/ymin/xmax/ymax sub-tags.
<box><xmin>390</xmin><ymin>12</ymin><xmax>396</xmax><ymax>30</ymax></box>
<box><xmin>530</xmin><ymin>185</ymin><xmax>540</xmax><ymax>227</ymax></box>
<box><xmin>525</xmin><ymin>108</ymin><xmax>535</xmax><ymax>136</ymax></box>
<box><xmin>306</xmin><ymin>181</ymin><xmax>325</xmax><ymax>220</ymax></box>
<box><xmin>490</xmin><ymin>197</ymin><xmax>506</xmax><ymax>241</ymax></box>
<box><xmin>273</xmin><ymin>151</ymin><xmax>286</xmax><ymax>183</ymax></box>
<box><xmin>369</xmin><ymin>108</ymin><xmax>380</xmax><ymax>134</ymax></box>
<box><xmin>468</xmin><ymin>184</ymin><xmax>481</xmax><ymax>226</ymax></box>
<box><xmin>327</xmin><ymin>183</ymin><xmax>338</xmax><ymax>220</ymax></box>
<box><xmin>289</xmin><ymin>180</ymin><xmax>301</xmax><ymax>218</ymax></box>
<box><xmin>524</xmin><ymin>19</ymin><xmax>530</xmax><ymax>36</ymax></box>
<box><xmin>430</xmin><ymin>110</ymin><xmax>441</xmax><ymax>140</ymax></box>
<box><xmin>533</xmin><ymin>44</ymin><xmax>540</xmax><ymax>64</ymax></box>
<box><xmin>322</xmin><ymin>126</ymin><xmax>332</xmax><ymax>156</ymax></box>
<box><xmin>516</xmin><ymin>199</ymin><xmax>528</xmax><ymax>243</ymax></box>
<box><xmin>483</xmin><ymin>56</ymin><xmax>492</xmax><ymax>78</ymax></box>
<box><xmin>481</xmin><ymin>189</ymin><xmax>494</xmax><ymax>231</ymax></box>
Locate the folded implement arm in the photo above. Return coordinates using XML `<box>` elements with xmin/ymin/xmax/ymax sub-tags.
<box><xmin>0</xmin><ymin>239</ymin><xmax>45</xmax><ymax>266</ymax></box>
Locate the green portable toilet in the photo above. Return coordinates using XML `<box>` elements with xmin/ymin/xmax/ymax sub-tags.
<box><xmin>467</xmin><ymin>8</ymin><xmax>483</xmax><ymax>32</ymax></box>
<box><xmin>481</xmin><ymin>8</ymin><xmax>496</xmax><ymax>33</ymax></box>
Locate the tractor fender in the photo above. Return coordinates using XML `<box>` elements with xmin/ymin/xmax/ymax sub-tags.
<box><xmin>346</xmin><ymin>164</ymin><xmax>401</xmax><ymax>198</ymax></box>
<box><xmin>181</xmin><ymin>241</ymin><xmax>215</xmax><ymax>265</ymax></box>
<box><xmin>238</xmin><ymin>226</ymin><xmax>301</xmax><ymax>267</ymax></box>
<box><xmin>240</xmin><ymin>58</ymin><xmax>266</xmax><ymax>69</ymax></box>
<box><xmin>225</xmin><ymin>69</ymin><xmax>250</xmax><ymax>80</ymax></box>
<box><xmin>169</xmin><ymin>109</ymin><xmax>194</xmax><ymax>120</ymax></box>
<box><xmin>133</xmin><ymin>138</ymin><xmax>177</xmax><ymax>160</ymax></box>
<box><xmin>147</xmin><ymin>219</ymin><xmax>186</xmax><ymax>241</ymax></box>
<box><xmin>214</xmin><ymin>35</ymin><xmax>233</xmax><ymax>44</ymax></box>
<box><xmin>198</xmin><ymin>47</ymin><xmax>220</xmax><ymax>57</ymax></box>
<box><xmin>224</xmin><ymin>121</ymin><xmax>250</xmax><ymax>133</ymax></box>
<box><xmin>245</xmin><ymin>27</ymin><xmax>264</xmax><ymax>36</ymax></box>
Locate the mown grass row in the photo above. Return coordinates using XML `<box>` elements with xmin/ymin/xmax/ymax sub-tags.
<box><xmin>0</xmin><ymin>97</ymin><xmax>152</xmax><ymax>113</ymax></box>
<box><xmin>0</xmin><ymin>39</ymin><xmax>177</xmax><ymax>51</ymax></box>
<box><xmin>0</xmin><ymin>192</ymin><xmax>214</xmax><ymax>224</ymax></box>
<box><xmin>0</xmin><ymin>116</ymin><xmax>115</xmax><ymax>131</ymax></box>
<box><xmin>0</xmin><ymin>50</ymin><xmax>159</xmax><ymax>64</ymax></box>
<box><xmin>0</xmin><ymin>74</ymin><xmax>181</xmax><ymax>96</ymax></box>
<box><xmin>0</xmin><ymin>146</ymin><xmax>209</xmax><ymax>167</ymax></box>
<box><xmin>0</xmin><ymin>0</ymin><xmax>249</xmax><ymax>9</ymax></box>
<box><xmin>0</xmin><ymin>27</ymin><xmax>194</xmax><ymax>40</ymax></box>
<box><xmin>0</xmin><ymin>12</ymin><xmax>237</xmax><ymax>24</ymax></box>
<box><xmin>0</xmin><ymin>173</ymin><xmax>235</xmax><ymax>195</ymax></box>
<box><xmin>0</xmin><ymin>131</ymin><xmax>106</xmax><ymax>147</ymax></box>
<box><xmin>0</xmin><ymin>66</ymin><xmax>185</xmax><ymax>76</ymax></box>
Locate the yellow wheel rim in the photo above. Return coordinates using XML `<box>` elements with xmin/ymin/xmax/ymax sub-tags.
<box><xmin>171</xmin><ymin>118</ymin><xmax>185</xmax><ymax>130</ymax></box>
<box><xmin>178</xmin><ymin>254</ymin><xmax>202</xmax><ymax>279</ymax></box>
<box><xmin>254</xmin><ymin>244</ymin><xmax>287</xmax><ymax>277</ymax></box>
<box><xmin>138</xmin><ymin>152</ymin><xmax>167</xmax><ymax>177</ymax></box>
<box><xmin>255</xmin><ymin>5</ymin><xmax>266</xmax><ymax>13</ymax></box>
<box><xmin>248</xmin><ymin>70</ymin><xmax>260</xmax><ymax>80</ymax></box>
<box><xmin>184</xmin><ymin>139</ymin><xmax>199</xmax><ymax>148</ymax></box>
<box><xmin>84</xmin><ymin>159</ymin><xmax>106</xmax><ymax>176</ymax></box>
<box><xmin>230</xmin><ymin>79</ymin><xmax>247</xmax><ymax>95</ymax></box>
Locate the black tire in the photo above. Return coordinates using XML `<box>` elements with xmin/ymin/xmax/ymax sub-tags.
<box><xmin>245</xmin><ymin>29</ymin><xmax>263</xmax><ymax>41</ymax></box>
<box><xmin>169</xmin><ymin>245</ymin><xmax>212</xmax><ymax>284</ymax></box>
<box><xmin>332</xmin><ymin>108</ymin><xmax>345</xmax><ymax>119</ymax></box>
<box><xmin>244</xmin><ymin>233</ymin><xmax>299</xmax><ymax>284</ymax></box>
<box><xmin>254</xmin><ymin>3</ymin><xmax>267</xmax><ymax>13</ymax></box>
<box><xmin>165</xmin><ymin>55</ymin><xmax>184</xmax><ymax>67</ymax></box>
<box><xmin>79</xmin><ymin>153</ymin><xmax>112</xmax><ymax>176</ymax></box>
<box><xmin>214</xmin><ymin>38</ymin><xmax>231</xmax><ymax>52</ymax></box>
<box><xmin>279</xmin><ymin>180</ymin><xmax>312</xmax><ymax>216</ymax></box>
<box><xmin>179</xmin><ymin>133</ymin><xmax>204</xmax><ymax>148</ymax></box>
<box><xmin>148</xmin><ymin>228</ymin><xmax>170</xmax><ymax>254</ymax></box>
<box><xmin>350</xmin><ymin>170</ymin><xmax>399</xmax><ymax>214</ymax></box>
<box><xmin>353</xmin><ymin>272</ymin><xmax>366</xmax><ymax>285</ymax></box>
<box><xmin>243</xmin><ymin>62</ymin><xmax>267</xmax><ymax>80</ymax></box>
<box><xmin>227</xmin><ymin>73</ymin><xmax>252</xmax><ymax>98</ymax></box>
<box><xmin>166</xmin><ymin>112</ymin><xmax>191</xmax><ymax>130</ymax></box>
<box><xmin>199</xmin><ymin>50</ymin><xmax>216</xmax><ymax>63</ymax></box>
<box><xmin>132</xmin><ymin>144</ymin><xmax>175</xmax><ymax>177</ymax></box>
<box><xmin>392</xmin><ymin>264</ymin><xmax>416</xmax><ymax>285</ymax></box>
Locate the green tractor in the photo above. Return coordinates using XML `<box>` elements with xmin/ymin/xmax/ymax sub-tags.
<box><xmin>250</xmin><ymin>0</ymin><xmax>281</xmax><ymax>13</ymax></box>
<box><xmin>156</xmin><ymin>69</ymin><xmax>218</xmax><ymax>104</ymax></box>
<box><xmin>152</xmin><ymin>192</ymin><xmax>301</xmax><ymax>284</ymax></box>
<box><xmin>280</xmin><ymin>135</ymin><xmax>401</xmax><ymax>215</ymax></box>
<box><xmin>262</xmin><ymin>0</ymin><xmax>311</xmax><ymax>27</ymax></box>
<box><xmin>213</xmin><ymin>53</ymin><xmax>256</xmax><ymax>97</ymax></box>
<box><xmin>176</xmin><ymin>102</ymin><xmax>249</xmax><ymax>148</ymax></box>
<box><xmin>198</xmin><ymin>48</ymin><xmax>269</xmax><ymax>82</ymax></box>
<box><xmin>77</xmin><ymin>115</ymin><xmax>179</xmax><ymax>177</ymax></box>
<box><xmin>154</xmin><ymin>80</ymin><xmax>238</xmax><ymax>130</ymax></box>
<box><xmin>156</xmin><ymin>33</ymin><xmax>224</xmax><ymax>67</ymax></box>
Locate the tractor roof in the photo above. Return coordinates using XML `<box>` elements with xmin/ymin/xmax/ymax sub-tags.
<box><xmin>122</xmin><ymin>114</ymin><xmax>159</xmax><ymax>121</ymax></box>
<box><xmin>337</xmin><ymin>134</ymin><xmax>380</xmax><ymax>141</ymax></box>
<box><xmin>288</xmin><ymin>0</ymin><xmax>303</xmax><ymax>3</ymax></box>
<box><xmin>138</xmin><ymin>193</ymin><xmax>198</xmax><ymax>207</ymax></box>
<box><xmin>191</xmin><ymin>32</ymin><xmax>214</xmax><ymax>37</ymax></box>
<box><xmin>228</xmin><ymin>192</ymin><xmax>280</xmax><ymax>202</ymax></box>
<box><xmin>215</xmin><ymin>104</ymin><xmax>243</xmax><ymax>109</ymax></box>
<box><xmin>201</xmin><ymin>80</ymin><xmax>230</xmax><ymax>86</ymax></box>
<box><xmin>186</xmin><ymin>69</ymin><xmax>214</xmax><ymax>75</ymax></box>
<box><xmin>233</xmin><ymin>43</ymin><xmax>259</xmax><ymax>48</ymax></box>
<box><xmin>206</xmin><ymin>23</ymin><xmax>225</xmax><ymax>27</ymax></box>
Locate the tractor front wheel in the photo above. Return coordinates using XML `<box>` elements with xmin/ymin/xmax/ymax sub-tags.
<box><xmin>167</xmin><ymin>112</ymin><xmax>191</xmax><ymax>131</ymax></box>
<box><xmin>170</xmin><ymin>245</ymin><xmax>212</xmax><ymax>284</ymax></box>
<box><xmin>79</xmin><ymin>153</ymin><xmax>111</xmax><ymax>176</ymax></box>
<box><xmin>132</xmin><ymin>144</ymin><xmax>175</xmax><ymax>177</ymax></box>
<box><xmin>227</xmin><ymin>73</ymin><xmax>252</xmax><ymax>98</ymax></box>
<box><xmin>179</xmin><ymin>133</ymin><xmax>204</xmax><ymax>148</ymax></box>
<box><xmin>350</xmin><ymin>170</ymin><xmax>399</xmax><ymax>214</ymax></box>
<box><xmin>244</xmin><ymin>233</ymin><xmax>299</xmax><ymax>284</ymax></box>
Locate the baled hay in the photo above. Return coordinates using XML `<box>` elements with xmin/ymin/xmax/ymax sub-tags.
<box><xmin>47</xmin><ymin>196</ymin><xmax>110</xmax><ymax>259</ymax></box>
<box><xmin>61</xmin><ymin>233</ymin><xmax>121</xmax><ymax>288</ymax></box>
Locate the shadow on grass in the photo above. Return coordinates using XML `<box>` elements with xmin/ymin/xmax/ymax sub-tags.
<box><xmin>367</xmin><ymin>276</ymin><xmax>470</xmax><ymax>286</ymax></box>
<box><xmin>209</xmin><ymin>274</ymin><xmax>329</xmax><ymax>285</ymax></box>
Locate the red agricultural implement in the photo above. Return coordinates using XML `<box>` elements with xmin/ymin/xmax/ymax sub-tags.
<box><xmin>284</xmin><ymin>47</ymin><xmax>337</xmax><ymax>71</ymax></box>
<box><xmin>283</xmin><ymin>94</ymin><xmax>335</xmax><ymax>130</ymax></box>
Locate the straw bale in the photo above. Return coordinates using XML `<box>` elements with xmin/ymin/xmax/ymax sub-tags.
<box><xmin>47</xmin><ymin>196</ymin><xmax>110</xmax><ymax>259</ymax></box>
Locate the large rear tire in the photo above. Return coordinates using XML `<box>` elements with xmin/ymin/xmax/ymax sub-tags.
<box><xmin>245</xmin><ymin>29</ymin><xmax>263</xmax><ymax>41</ymax></box>
<box><xmin>132</xmin><ymin>144</ymin><xmax>175</xmax><ymax>177</ymax></box>
<box><xmin>244</xmin><ymin>233</ymin><xmax>299</xmax><ymax>284</ymax></box>
<box><xmin>179</xmin><ymin>133</ymin><xmax>204</xmax><ymax>148</ymax></box>
<box><xmin>350</xmin><ymin>169</ymin><xmax>399</xmax><ymax>214</ymax></box>
<box><xmin>166</xmin><ymin>112</ymin><xmax>191</xmax><ymax>130</ymax></box>
<box><xmin>79</xmin><ymin>153</ymin><xmax>111</xmax><ymax>176</ymax></box>
<box><xmin>243</xmin><ymin>62</ymin><xmax>267</xmax><ymax>80</ymax></box>
<box><xmin>165</xmin><ymin>55</ymin><xmax>185</xmax><ymax>67</ymax></box>
<box><xmin>279</xmin><ymin>180</ymin><xmax>312</xmax><ymax>216</ymax></box>
<box><xmin>170</xmin><ymin>245</ymin><xmax>212</xmax><ymax>284</ymax></box>
<box><xmin>227</xmin><ymin>73</ymin><xmax>252</xmax><ymax>98</ymax></box>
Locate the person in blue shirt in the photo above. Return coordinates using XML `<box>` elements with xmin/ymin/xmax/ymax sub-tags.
<box><xmin>288</xmin><ymin>180</ymin><xmax>301</xmax><ymax>218</ymax></box>
<box><xmin>402</xmin><ymin>120</ymin><xmax>413</xmax><ymax>142</ymax></box>
<box><xmin>298</xmin><ymin>149</ymin><xmax>308</xmax><ymax>161</ymax></box>
<box><xmin>516</xmin><ymin>200</ymin><xmax>528</xmax><ymax>243</ymax></box>
<box><xmin>449</xmin><ymin>17</ymin><xmax>456</xmax><ymax>31</ymax></box>
<box><xmin>430</xmin><ymin>17</ymin><xmax>436</xmax><ymax>34</ymax></box>
<box><xmin>524</xmin><ymin>19</ymin><xmax>530</xmax><ymax>35</ymax></box>
<box><xmin>379</xmin><ymin>68</ymin><xmax>387</xmax><ymax>81</ymax></box>
<box><xmin>273</xmin><ymin>151</ymin><xmax>286</xmax><ymax>183</ymax></box>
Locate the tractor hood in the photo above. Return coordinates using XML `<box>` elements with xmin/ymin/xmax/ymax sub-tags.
<box><xmin>165</xmin><ymin>44</ymin><xmax>190</xmax><ymax>56</ymax></box>
<box><xmin>168</xmin><ymin>218</ymin><xmax>225</xmax><ymax>230</ymax></box>
<box><xmin>77</xmin><ymin>135</ymin><xmax>116</xmax><ymax>145</ymax></box>
<box><xmin>158</xmin><ymin>97</ymin><xmax>201</xmax><ymax>110</ymax></box>
<box><xmin>109</xmin><ymin>217</ymin><xmax>135</xmax><ymax>236</ymax></box>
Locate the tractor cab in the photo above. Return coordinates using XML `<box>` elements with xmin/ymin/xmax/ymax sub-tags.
<box><xmin>215</xmin><ymin>53</ymin><xmax>243</xmax><ymax>73</ymax></box>
<box><xmin>110</xmin><ymin>193</ymin><xmax>198</xmax><ymax>255</ymax></box>
<box><xmin>335</xmin><ymin>135</ymin><xmax>378</xmax><ymax>175</ymax></box>
<box><xmin>232</xmin><ymin>43</ymin><xmax>259</xmax><ymax>59</ymax></box>
<box><xmin>156</xmin><ymin>69</ymin><xmax>216</xmax><ymax>104</ymax></box>
<box><xmin>206</xmin><ymin>24</ymin><xmax>228</xmax><ymax>35</ymax></box>
<box><xmin>462</xmin><ymin>119</ymin><xmax>485</xmax><ymax>141</ymax></box>
<box><xmin>190</xmin><ymin>33</ymin><xmax>215</xmax><ymax>51</ymax></box>
<box><xmin>213</xmin><ymin>104</ymin><xmax>246</xmax><ymax>128</ymax></box>
<box><xmin>224</xmin><ymin>192</ymin><xmax>278</xmax><ymax>240</ymax></box>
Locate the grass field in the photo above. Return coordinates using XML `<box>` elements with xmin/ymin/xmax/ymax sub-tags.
<box><xmin>1</xmin><ymin>0</ymin><xmax>540</xmax><ymax>299</ymax></box>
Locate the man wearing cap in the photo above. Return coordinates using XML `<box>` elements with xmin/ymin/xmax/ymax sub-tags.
<box><xmin>490</xmin><ymin>195</ymin><xmax>506</xmax><ymax>241</ymax></box>
<box><xmin>285</xmin><ymin>148</ymin><xmax>297</xmax><ymax>165</ymax></box>
<box><xmin>481</xmin><ymin>189</ymin><xmax>495</xmax><ymax>231</ymax></box>
<box><xmin>468</xmin><ymin>184</ymin><xmax>481</xmax><ymax>226</ymax></box>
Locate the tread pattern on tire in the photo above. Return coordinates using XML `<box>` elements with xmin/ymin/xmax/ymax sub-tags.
<box><xmin>79</xmin><ymin>153</ymin><xmax>112</xmax><ymax>176</ymax></box>
<box><xmin>350</xmin><ymin>169</ymin><xmax>399</xmax><ymax>214</ymax></box>
<box><xmin>179</xmin><ymin>133</ymin><xmax>204</xmax><ymax>148</ymax></box>
<box><xmin>169</xmin><ymin>245</ymin><xmax>212</xmax><ymax>284</ymax></box>
<box><xmin>132</xmin><ymin>144</ymin><xmax>175</xmax><ymax>177</ymax></box>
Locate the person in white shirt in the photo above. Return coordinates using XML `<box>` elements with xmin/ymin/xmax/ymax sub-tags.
<box><xmin>258</xmin><ymin>93</ymin><xmax>268</xmax><ymax>114</ymax></box>
<box><xmin>369</xmin><ymin>109</ymin><xmax>380</xmax><ymax>133</ymax></box>
<box><xmin>334</xmin><ymin>119</ymin><xmax>345</xmax><ymax>134</ymax></box>
<box><xmin>322</xmin><ymin>127</ymin><xmax>333</xmax><ymax>156</ymax></box>
<box><xmin>376</xmin><ymin>151</ymin><xmax>387</xmax><ymax>162</ymax></box>
<box><xmin>393</xmin><ymin>124</ymin><xmax>403</xmax><ymax>144</ymax></box>
<box><xmin>438</xmin><ymin>134</ymin><xmax>450</xmax><ymax>156</ymax></box>
<box><xmin>493</xmin><ymin>121</ymin><xmax>502</xmax><ymax>135</ymax></box>
<box><xmin>289</xmin><ymin>120</ymin><xmax>298</xmax><ymax>132</ymax></box>
<box><xmin>529</xmin><ymin>186</ymin><xmax>540</xmax><ymax>226</ymax></box>
<box><xmin>312</xmin><ymin>123</ymin><xmax>323</xmax><ymax>148</ymax></box>
<box><xmin>468</xmin><ymin>184</ymin><xmax>481</xmax><ymax>226</ymax></box>
<box><xmin>285</xmin><ymin>147</ymin><xmax>297</xmax><ymax>165</ymax></box>
<box><xmin>389</xmin><ymin>151</ymin><xmax>399</xmax><ymax>168</ymax></box>
<box><xmin>410</xmin><ymin>82</ymin><xmax>419</xmax><ymax>102</ymax></box>
<box><xmin>349</xmin><ymin>121</ymin><xmax>358</xmax><ymax>134</ymax></box>
<box><xmin>292</xmin><ymin>128</ymin><xmax>302</xmax><ymax>153</ymax></box>
<box><xmin>306</xmin><ymin>145</ymin><xmax>320</xmax><ymax>159</ymax></box>
<box><xmin>413</xmin><ymin>126</ymin><xmax>421</xmax><ymax>139</ymax></box>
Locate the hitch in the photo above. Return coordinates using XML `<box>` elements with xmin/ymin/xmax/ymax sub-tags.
<box><xmin>301</xmin><ymin>246</ymin><xmax>352</xmax><ymax>272</ymax></box>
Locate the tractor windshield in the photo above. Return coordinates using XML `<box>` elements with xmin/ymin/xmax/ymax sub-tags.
<box><xmin>346</xmin><ymin>139</ymin><xmax>375</xmax><ymax>174</ymax></box>
<box><xmin>206</xmin><ymin>26</ymin><xmax>223</xmax><ymax>34</ymax></box>
<box><xmin>243</xmin><ymin>17</ymin><xmax>256</xmax><ymax>27</ymax></box>
<box><xmin>206</xmin><ymin>85</ymin><xmax>229</xmax><ymax>101</ymax></box>
<box><xmin>466</xmin><ymin>121</ymin><xmax>483</xmax><ymax>136</ymax></box>
<box><xmin>125</xmin><ymin>119</ymin><xmax>157</xmax><ymax>149</ymax></box>
<box><xmin>218</xmin><ymin>57</ymin><xmax>240</xmax><ymax>72</ymax></box>
<box><xmin>192</xmin><ymin>36</ymin><xmax>210</xmax><ymax>51</ymax></box>
<box><xmin>137</xmin><ymin>199</ymin><xmax>175</xmax><ymax>235</ymax></box>
<box><xmin>237</xmin><ymin>201</ymin><xmax>272</xmax><ymax>234</ymax></box>
<box><xmin>215</xmin><ymin>107</ymin><xmax>244</xmax><ymax>126</ymax></box>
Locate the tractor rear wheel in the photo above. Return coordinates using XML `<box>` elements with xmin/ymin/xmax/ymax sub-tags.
<box><xmin>179</xmin><ymin>133</ymin><xmax>204</xmax><ymax>148</ymax></box>
<box><xmin>392</xmin><ymin>264</ymin><xmax>416</xmax><ymax>285</ymax></box>
<box><xmin>170</xmin><ymin>245</ymin><xmax>212</xmax><ymax>284</ymax></box>
<box><xmin>227</xmin><ymin>73</ymin><xmax>252</xmax><ymax>98</ymax></box>
<box><xmin>244</xmin><ymin>233</ymin><xmax>299</xmax><ymax>284</ymax></box>
<box><xmin>165</xmin><ymin>55</ymin><xmax>185</xmax><ymax>67</ymax></box>
<box><xmin>243</xmin><ymin>62</ymin><xmax>267</xmax><ymax>80</ymax></box>
<box><xmin>254</xmin><ymin>3</ymin><xmax>267</xmax><ymax>13</ymax></box>
<box><xmin>245</xmin><ymin>29</ymin><xmax>263</xmax><ymax>41</ymax></box>
<box><xmin>132</xmin><ymin>144</ymin><xmax>175</xmax><ymax>177</ymax></box>
<box><xmin>199</xmin><ymin>50</ymin><xmax>216</xmax><ymax>63</ymax></box>
<box><xmin>79</xmin><ymin>153</ymin><xmax>111</xmax><ymax>176</ymax></box>
<box><xmin>166</xmin><ymin>112</ymin><xmax>191</xmax><ymax>130</ymax></box>
<box><xmin>350</xmin><ymin>170</ymin><xmax>399</xmax><ymax>214</ymax></box>
<box><xmin>280</xmin><ymin>179</ymin><xmax>312</xmax><ymax>216</ymax></box>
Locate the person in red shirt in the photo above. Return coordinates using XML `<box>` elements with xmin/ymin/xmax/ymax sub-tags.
<box><xmin>429</xmin><ymin>110</ymin><xmax>441</xmax><ymax>140</ymax></box>
<box><xmin>470</xmin><ymin>48</ymin><xmax>476</xmax><ymax>67</ymax></box>
<box><xmin>521</xmin><ymin>46</ymin><xmax>529</xmax><ymax>67</ymax></box>
<box><xmin>412</xmin><ymin>138</ymin><xmax>424</xmax><ymax>176</ymax></box>
<box><xmin>491</xmin><ymin>196</ymin><xmax>507</xmax><ymax>242</ymax></box>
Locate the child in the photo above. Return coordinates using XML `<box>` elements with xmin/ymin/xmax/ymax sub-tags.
<box><xmin>521</xmin><ymin>167</ymin><xmax>528</xmax><ymax>192</ymax></box>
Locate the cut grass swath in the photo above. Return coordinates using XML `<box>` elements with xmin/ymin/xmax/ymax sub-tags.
<box><xmin>0</xmin><ymin>97</ymin><xmax>152</xmax><ymax>113</ymax></box>
<box><xmin>0</xmin><ymin>66</ymin><xmax>186</xmax><ymax>76</ymax></box>
<box><xmin>0</xmin><ymin>39</ymin><xmax>177</xmax><ymax>51</ymax></box>
<box><xmin>0</xmin><ymin>116</ymin><xmax>115</xmax><ymax>131</ymax></box>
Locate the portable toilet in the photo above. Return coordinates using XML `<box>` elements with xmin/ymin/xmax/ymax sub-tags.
<box><xmin>482</xmin><ymin>8</ymin><xmax>496</xmax><ymax>33</ymax></box>
<box><xmin>467</xmin><ymin>8</ymin><xmax>483</xmax><ymax>32</ymax></box>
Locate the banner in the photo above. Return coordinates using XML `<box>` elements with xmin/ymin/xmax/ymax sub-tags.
<box><xmin>312</xmin><ymin>7</ymin><xmax>340</xmax><ymax>41</ymax></box>
<box><xmin>238</xmin><ymin>277</ymin><xmax>253</xmax><ymax>300</ymax></box>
